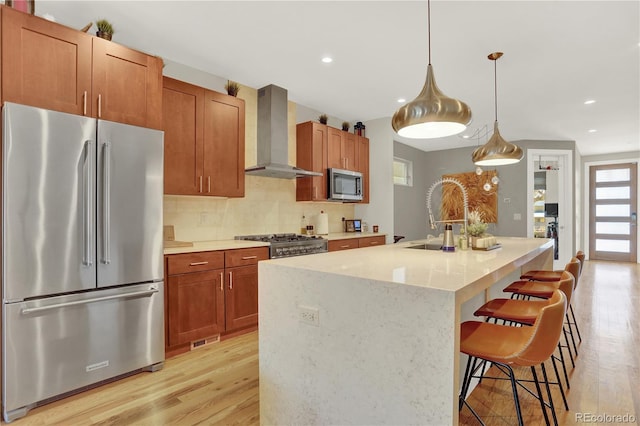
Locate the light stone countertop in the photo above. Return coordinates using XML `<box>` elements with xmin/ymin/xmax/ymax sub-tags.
<box><xmin>262</xmin><ymin>236</ymin><xmax>553</xmax><ymax>303</ymax></box>
<box><xmin>320</xmin><ymin>232</ymin><xmax>386</xmax><ymax>240</ymax></box>
<box><xmin>163</xmin><ymin>239</ymin><xmax>269</xmax><ymax>255</ymax></box>
<box><xmin>163</xmin><ymin>232</ymin><xmax>386</xmax><ymax>255</ymax></box>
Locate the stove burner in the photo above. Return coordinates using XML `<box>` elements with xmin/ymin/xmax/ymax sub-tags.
<box><xmin>235</xmin><ymin>233</ymin><xmax>328</xmax><ymax>258</ymax></box>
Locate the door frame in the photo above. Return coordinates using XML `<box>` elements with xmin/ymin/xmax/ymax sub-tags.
<box><xmin>526</xmin><ymin>149</ymin><xmax>574</xmax><ymax>269</ymax></box>
<box><xmin>583</xmin><ymin>157</ymin><xmax>640</xmax><ymax>262</ymax></box>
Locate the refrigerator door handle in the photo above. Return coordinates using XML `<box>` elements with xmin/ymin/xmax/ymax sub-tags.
<box><xmin>101</xmin><ymin>142</ymin><xmax>111</xmax><ymax>265</ymax></box>
<box><xmin>82</xmin><ymin>140</ymin><xmax>93</xmax><ymax>266</ymax></box>
<box><xmin>21</xmin><ymin>288</ymin><xmax>159</xmax><ymax>315</ymax></box>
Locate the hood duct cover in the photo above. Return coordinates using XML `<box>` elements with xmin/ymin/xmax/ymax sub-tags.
<box><xmin>245</xmin><ymin>84</ymin><xmax>322</xmax><ymax>179</ymax></box>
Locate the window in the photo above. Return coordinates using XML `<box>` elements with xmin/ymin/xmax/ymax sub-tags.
<box><xmin>393</xmin><ymin>157</ymin><xmax>413</xmax><ymax>186</ymax></box>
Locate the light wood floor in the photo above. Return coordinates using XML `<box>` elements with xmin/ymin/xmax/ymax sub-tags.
<box><xmin>8</xmin><ymin>260</ymin><xmax>639</xmax><ymax>425</ymax></box>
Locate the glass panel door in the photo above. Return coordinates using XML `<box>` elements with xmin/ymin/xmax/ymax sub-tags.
<box><xmin>589</xmin><ymin>163</ymin><xmax>637</xmax><ymax>262</ymax></box>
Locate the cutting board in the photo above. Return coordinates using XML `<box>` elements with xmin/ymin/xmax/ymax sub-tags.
<box><xmin>163</xmin><ymin>225</ymin><xmax>193</xmax><ymax>248</ymax></box>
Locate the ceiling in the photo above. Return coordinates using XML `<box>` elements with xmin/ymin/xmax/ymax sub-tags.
<box><xmin>35</xmin><ymin>1</ymin><xmax>639</xmax><ymax>156</ymax></box>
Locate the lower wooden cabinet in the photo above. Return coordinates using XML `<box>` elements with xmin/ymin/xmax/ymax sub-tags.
<box><xmin>167</xmin><ymin>269</ymin><xmax>225</xmax><ymax>347</ymax></box>
<box><xmin>328</xmin><ymin>238</ymin><xmax>359</xmax><ymax>252</ymax></box>
<box><xmin>328</xmin><ymin>236</ymin><xmax>386</xmax><ymax>252</ymax></box>
<box><xmin>358</xmin><ymin>235</ymin><xmax>386</xmax><ymax>247</ymax></box>
<box><xmin>165</xmin><ymin>246</ymin><xmax>268</xmax><ymax>356</ymax></box>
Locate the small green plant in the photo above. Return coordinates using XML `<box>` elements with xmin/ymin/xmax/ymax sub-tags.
<box><xmin>225</xmin><ymin>80</ymin><xmax>240</xmax><ymax>97</ymax></box>
<box><xmin>95</xmin><ymin>19</ymin><xmax>114</xmax><ymax>34</ymax></box>
<box><xmin>318</xmin><ymin>114</ymin><xmax>328</xmax><ymax>124</ymax></box>
<box><xmin>342</xmin><ymin>121</ymin><xmax>350</xmax><ymax>131</ymax></box>
<box><xmin>467</xmin><ymin>209</ymin><xmax>488</xmax><ymax>237</ymax></box>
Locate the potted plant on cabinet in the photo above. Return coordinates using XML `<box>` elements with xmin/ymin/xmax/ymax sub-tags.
<box><xmin>95</xmin><ymin>19</ymin><xmax>114</xmax><ymax>41</ymax></box>
<box><xmin>225</xmin><ymin>80</ymin><xmax>240</xmax><ymax>97</ymax></box>
<box><xmin>318</xmin><ymin>114</ymin><xmax>328</xmax><ymax>125</ymax></box>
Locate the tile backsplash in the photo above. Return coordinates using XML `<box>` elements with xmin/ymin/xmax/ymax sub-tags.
<box><xmin>164</xmin><ymin>176</ymin><xmax>355</xmax><ymax>241</ymax></box>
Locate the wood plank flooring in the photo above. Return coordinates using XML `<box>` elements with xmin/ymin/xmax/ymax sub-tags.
<box><xmin>8</xmin><ymin>260</ymin><xmax>639</xmax><ymax>425</ymax></box>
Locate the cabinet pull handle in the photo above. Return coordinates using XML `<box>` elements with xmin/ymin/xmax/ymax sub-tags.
<box><xmin>98</xmin><ymin>94</ymin><xmax>102</xmax><ymax>118</ymax></box>
<box><xmin>83</xmin><ymin>91</ymin><xmax>87</xmax><ymax>116</ymax></box>
<box><xmin>340</xmin><ymin>245</ymin><xmax>350</xmax><ymax>248</ymax></box>
<box><xmin>371</xmin><ymin>242</ymin><xmax>379</xmax><ymax>245</ymax></box>
<box><xmin>219</xmin><ymin>272</ymin><xmax>223</xmax><ymax>291</ymax></box>
<box><xmin>241</xmin><ymin>256</ymin><xmax>257</xmax><ymax>260</ymax></box>
<box><xmin>199</xmin><ymin>176</ymin><xmax>203</xmax><ymax>193</ymax></box>
<box><xmin>207</xmin><ymin>176</ymin><xmax>211</xmax><ymax>193</ymax></box>
<box><xmin>229</xmin><ymin>271</ymin><xmax>233</xmax><ymax>290</ymax></box>
<box><xmin>314</xmin><ymin>186</ymin><xmax>317</xmax><ymax>199</ymax></box>
<box><xmin>189</xmin><ymin>261</ymin><xmax>208</xmax><ymax>266</ymax></box>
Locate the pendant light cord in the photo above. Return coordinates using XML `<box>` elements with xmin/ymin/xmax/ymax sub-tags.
<box><xmin>427</xmin><ymin>0</ymin><xmax>431</xmax><ymax>65</ymax></box>
<box><xmin>494</xmin><ymin>57</ymin><xmax>498</xmax><ymax>122</ymax></box>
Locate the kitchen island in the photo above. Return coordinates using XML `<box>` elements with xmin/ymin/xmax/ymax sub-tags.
<box><xmin>258</xmin><ymin>237</ymin><xmax>554</xmax><ymax>425</ymax></box>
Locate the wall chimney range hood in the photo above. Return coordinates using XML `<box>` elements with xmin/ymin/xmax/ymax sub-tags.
<box><xmin>245</xmin><ymin>84</ymin><xmax>322</xmax><ymax>179</ymax></box>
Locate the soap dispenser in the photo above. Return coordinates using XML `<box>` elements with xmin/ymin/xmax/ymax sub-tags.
<box><xmin>442</xmin><ymin>224</ymin><xmax>455</xmax><ymax>252</ymax></box>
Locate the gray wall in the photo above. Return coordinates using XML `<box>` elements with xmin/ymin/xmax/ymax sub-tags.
<box><xmin>394</xmin><ymin>139</ymin><xmax>577</xmax><ymax>241</ymax></box>
<box><xmin>393</xmin><ymin>142</ymin><xmax>429</xmax><ymax>242</ymax></box>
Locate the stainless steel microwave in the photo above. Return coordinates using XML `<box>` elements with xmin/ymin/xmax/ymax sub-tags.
<box><xmin>328</xmin><ymin>168</ymin><xmax>363</xmax><ymax>201</ymax></box>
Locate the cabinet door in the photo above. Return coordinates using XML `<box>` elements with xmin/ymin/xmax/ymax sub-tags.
<box><xmin>1</xmin><ymin>7</ymin><xmax>92</xmax><ymax>116</ymax></box>
<box><xmin>296</xmin><ymin>121</ymin><xmax>328</xmax><ymax>201</ymax></box>
<box><xmin>203</xmin><ymin>90</ymin><xmax>245</xmax><ymax>197</ymax></box>
<box><xmin>162</xmin><ymin>77</ymin><xmax>204</xmax><ymax>195</ymax></box>
<box><xmin>357</xmin><ymin>136</ymin><xmax>370</xmax><ymax>204</ymax></box>
<box><xmin>327</xmin><ymin>127</ymin><xmax>344</xmax><ymax>169</ymax></box>
<box><xmin>167</xmin><ymin>269</ymin><xmax>225</xmax><ymax>346</ymax></box>
<box><xmin>92</xmin><ymin>37</ymin><xmax>163</xmax><ymax>129</ymax></box>
<box><xmin>343</xmin><ymin>132</ymin><xmax>357</xmax><ymax>171</ymax></box>
<box><xmin>225</xmin><ymin>264</ymin><xmax>259</xmax><ymax>331</ymax></box>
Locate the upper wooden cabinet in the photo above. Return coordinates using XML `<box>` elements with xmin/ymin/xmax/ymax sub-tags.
<box><xmin>356</xmin><ymin>135</ymin><xmax>370</xmax><ymax>204</ymax></box>
<box><xmin>296</xmin><ymin>121</ymin><xmax>369</xmax><ymax>203</ymax></box>
<box><xmin>162</xmin><ymin>77</ymin><xmax>245</xmax><ymax>197</ymax></box>
<box><xmin>1</xmin><ymin>6</ymin><xmax>163</xmax><ymax>129</ymax></box>
<box><xmin>296</xmin><ymin>121</ymin><xmax>328</xmax><ymax>201</ymax></box>
<box><xmin>1</xmin><ymin>6</ymin><xmax>92</xmax><ymax>116</ymax></box>
<box><xmin>203</xmin><ymin>90</ymin><xmax>245</xmax><ymax>197</ymax></box>
<box><xmin>92</xmin><ymin>37</ymin><xmax>162</xmax><ymax>129</ymax></box>
<box><xmin>328</xmin><ymin>127</ymin><xmax>357</xmax><ymax>171</ymax></box>
<box><xmin>163</xmin><ymin>78</ymin><xmax>204</xmax><ymax>195</ymax></box>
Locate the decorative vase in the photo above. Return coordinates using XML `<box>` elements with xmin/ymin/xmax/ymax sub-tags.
<box><xmin>96</xmin><ymin>31</ymin><xmax>112</xmax><ymax>41</ymax></box>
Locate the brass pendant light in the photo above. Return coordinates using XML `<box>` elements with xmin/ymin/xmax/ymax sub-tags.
<box><xmin>391</xmin><ymin>0</ymin><xmax>472</xmax><ymax>139</ymax></box>
<box><xmin>472</xmin><ymin>52</ymin><xmax>523</xmax><ymax>166</ymax></box>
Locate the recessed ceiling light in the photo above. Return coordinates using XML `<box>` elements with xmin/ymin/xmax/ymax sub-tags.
<box><xmin>397</xmin><ymin>98</ymin><xmax>406</xmax><ymax>103</ymax></box>
<box><xmin>584</xmin><ymin>99</ymin><xmax>596</xmax><ymax>105</ymax></box>
<box><xmin>321</xmin><ymin>57</ymin><xmax>333</xmax><ymax>63</ymax></box>
<box><xmin>588</xmin><ymin>129</ymin><xmax>597</xmax><ymax>133</ymax></box>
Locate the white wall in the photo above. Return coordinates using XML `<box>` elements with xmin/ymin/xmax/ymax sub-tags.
<box><xmin>354</xmin><ymin>118</ymin><xmax>394</xmax><ymax>244</ymax></box>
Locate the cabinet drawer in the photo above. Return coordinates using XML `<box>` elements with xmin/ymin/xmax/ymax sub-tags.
<box><xmin>225</xmin><ymin>247</ymin><xmax>269</xmax><ymax>267</ymax></box>
<box><xmin>359</xmin><ymin>236</ymin><xmax>386</xmax><ymax>247</ymax></box>
<box><xmin>328</xmin><ymin>238</ymin><xmax>359</xmax><ymax>252</ymax></box>
<box><xmin>166</xmin><ymin>251</ymin><xmax>224</xmax><ymax>275</ymax></box>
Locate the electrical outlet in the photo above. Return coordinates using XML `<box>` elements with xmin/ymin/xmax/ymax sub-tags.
<box><xmin>298</xmin><ymin>305</ymin><xmax>319</xmax><ymax>326</ymax></box>
<box><xmin>514</xmin><ymin>213</ymin><xmax>522</xmax><ymax>221</ymax></box>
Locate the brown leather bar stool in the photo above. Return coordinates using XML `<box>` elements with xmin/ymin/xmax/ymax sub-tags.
<box><xmin>459</xmin><ymin>289</ymin><xmax>567</xmax><ymax>426</ymax></box>
<box><xmin>505</xmin><ymin>258</ymin><xmax>582</xmax><ymax>361</ymax></box>
<box><xmin>473</xmin><ymin>271</ymin><xmax>575</xmax><ymax>409</ymax></box>
<box><xmin>519</xmin><ymin>251</ymin><xmax>584</xmax><ymax>345</ymax></box>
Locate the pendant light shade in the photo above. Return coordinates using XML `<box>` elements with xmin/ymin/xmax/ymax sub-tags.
<box><xmin>472</xmin><ymin>52</ymin><xmax>523</xmax><ymax>166</ymax></box>
<box><xmin>392</xmin><ymin>65</ymin><xmax>472</xmax><ymax>138</ymax></box>
<box><xmin>392</xmin><ymin>0</ymin><xmax>472</xmax><ymax>139</ymax></box>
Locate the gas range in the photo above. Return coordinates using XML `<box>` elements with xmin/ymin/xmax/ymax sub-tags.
<box><xmin>235</xmin><ymin>233</ymin><xmax>328</xmax><ymax>259</ymax></box>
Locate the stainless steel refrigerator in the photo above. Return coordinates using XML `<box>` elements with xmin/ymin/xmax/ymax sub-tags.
<box><xmin>1</xmin><ymin>102</ymin><xmax>165</xmax><ymax>423</ymax></box>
